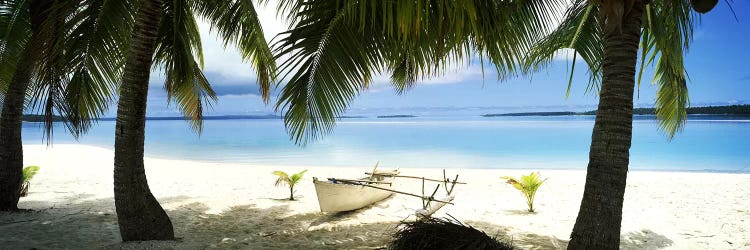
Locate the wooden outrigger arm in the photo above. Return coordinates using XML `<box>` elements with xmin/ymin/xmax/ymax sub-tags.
<box><xmin>329</xmin><ymin>178</ymin><xmax>455</xmax><ymax>205</ymax></box>
<box><xmin>364</xmin><ymin>173</ymin><xmax>467</xmax><ymax>184</ymax></box>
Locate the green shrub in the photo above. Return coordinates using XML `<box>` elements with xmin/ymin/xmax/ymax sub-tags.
<box><xmin>272</xmin><ymin>170</ymin><xmax>307</xmax><ymax>200</ymax></box>
<box><xmin>502</xmin><ymin>172</ymin><xmax>546</xmax><ymax>212</ymax></box>
<box><xmin>20</xmin><ymin>166</ymin><xmax>40</xmax><ymax>197</ymax></box>
<box><xmin>22</xmin><ymin>165</ymin><xmax>40</xmax><ymax>182</ymax></box>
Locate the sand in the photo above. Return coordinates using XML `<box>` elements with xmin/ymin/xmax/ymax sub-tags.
<box><xmin>1</xmin><ymin>144</ymin><xmax>748</xmax><ymax>249</ymax></box>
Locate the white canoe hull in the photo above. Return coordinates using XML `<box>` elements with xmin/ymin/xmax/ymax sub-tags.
<box><xmin>313</xmin><ymin>179</ymin><xmax>395</xmax><ymax>212</ymax></box>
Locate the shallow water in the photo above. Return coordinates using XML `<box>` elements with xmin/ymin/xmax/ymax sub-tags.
<box><xmin>22</xmin><ymin>115</ymin><xmax>750</xmax><ymax>172</ymax></box>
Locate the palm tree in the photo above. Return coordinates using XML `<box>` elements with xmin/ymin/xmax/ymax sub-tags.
<box><xmin>112</xmin><ymin>0</ymin><xmax>275</xmax><ymax>241</ymax></box>
<box><xmin>502</xmin><ymin>172</ymin><xmax>546</xmax><ymax>212</ymax></box>
<box><xmin>271</xmin><ymin>0</ymin><xmax>716</xmax><ymax>248</ymax></box>
<box><xmin>0</xmin><ymin>0</ymin><xmax>132</xmax><ymax>211</ymax></box>
<box><xmin>112</xmin><ymin>0</ymin><xmax>173</xmax><ymax>240</ymax></box>
<box><xmin>0</xmin><ymin>0</ymin><xmax>46</xmax><ymax>211</ymax></box>
<box><xmin>270</xmin><ymin>0</ymin><xmax>559</xmax><ymax>143</ymax></box>
<box><xmin>272</xmin><ymin>169</ymin><xmax>307</xmax><ymax>200</ymax></box>
<box><xmin>19</xmin><ymin>165</ymin><xmax>39</xmax><ymax>197</ymax></box>
<box><xmin>523</xmin><ymin>1</ymin><xmax>707</xmax><ymax>248</ymax></box>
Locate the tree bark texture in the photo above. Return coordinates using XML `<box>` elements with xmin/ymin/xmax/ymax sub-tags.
<box><xmin>568</xmin><ymin>2</ymin><xmax>644</xmax><ymax>249</ymax></box>
<box><xmin>113</xmin><ymin>0</ymin><xmax>174</xmax><ymax>241</ymax></box>
<box><xmin>0</xmin><ymin>0</ymin><xmax>47</xmax><ymax>211</ymax></box>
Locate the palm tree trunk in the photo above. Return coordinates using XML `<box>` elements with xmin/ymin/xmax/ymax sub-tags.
<box><xmin>113</xmin><ymin>0</ymin><xmax>174</xmax><ymax>241</ymax></box>
<box><xmin>289</xmin><ymin>186</ymin><xmax>294</xmax><ymax>201</ymax></box>
<box><xmin>568</xmin><ymin>2</ymin><xmax>644</xmax><ymax>249</ymax></box>
<box><xmin>0</xmin><ymin>0</ymin><xmax>47</xmax><ymax>211</ymax></box>
<box><xmin>0</xmin><ymin>37</ymin><xmax>37</xmax><ymax>211</ymax></box>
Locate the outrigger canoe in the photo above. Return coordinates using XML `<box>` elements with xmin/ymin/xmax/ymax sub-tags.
<box><xmin>313</xmin><ymin>170</ymin><xmax>399</xmax><ymax>212</ymax></box>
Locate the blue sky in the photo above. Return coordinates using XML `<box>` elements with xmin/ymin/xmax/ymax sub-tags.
<box><xmin>139</xmin><ymin>2</ymin><xmax>750</xmax><ymax>117</ymax></box>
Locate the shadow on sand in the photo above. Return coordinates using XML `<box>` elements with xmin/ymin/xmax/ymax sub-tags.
<box><xmin>308</xmin><ymin>194</ymin><xmax>398</xmax><ymax>228</ymax></box>
<box><xmin>620</xmin><ymin>229</ymin><xmax>674</xmax><ymax>250</ymax></box>
<box><xmin>1</xmin><ymin>195</ymin><xmax>673</xmax><ymax>249</ymax></box>
<box><xmin>1</xmin><ymin>195</ymin><xmax>394</xmax><ymax>249</ymax></box>
<box><xmin>462</xmin><ymin>221</ymin><xmax>673</xmax><ymax>250</ymax></box>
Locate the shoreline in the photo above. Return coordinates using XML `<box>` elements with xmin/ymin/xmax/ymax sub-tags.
<box><xmin>2</xmin><ymin>144</ymin><xmax>748</xmax><ymax>249</ymax></box>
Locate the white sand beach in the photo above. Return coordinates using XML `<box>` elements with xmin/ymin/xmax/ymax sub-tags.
<box><xmin>1</xmin><ymin>144</ymin><xmax>748</xmax><ymax>249</ymax></box>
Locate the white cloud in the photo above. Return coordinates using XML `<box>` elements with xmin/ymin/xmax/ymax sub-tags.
<box><xmin>197</xmin><ymin>1</ymin><xmax>287</xmax><ymax>84</ymax></box>
<box><xmin>364</xmin><ymin>62</ymin><xmax>486</xmax><ymax>93</ymax></box>
<box><xmin>421</xmin><ymin>64</ymin><xmax>484</xmax><ymax>84</ymax></box>
<box><xmin>198</xmin><ymin>21</ymin><xmax>254</xmax><ymax>81</ymax></box>
<box><xmin>371</xmin><ymin>58</ymin><xmax>484</xmax><ymax>83</ymax></box>
<box><xmin>196</xmin><ymin>0</ymin><xmax>569</xmax><ymax>89</ymax></box>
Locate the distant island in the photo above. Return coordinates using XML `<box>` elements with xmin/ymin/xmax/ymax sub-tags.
<box><xmin>376</xmin><ymin>115</ymin><xmax>417</xmax><ymax>118</ymax></box>
<box><xmin>20</xmin><ymin>104</ymin><xmax>749</xmax><ymax>122</ymax></box>
<box><xmin>482</xmin><ymin>112</ymin><xmax>578</xmax><ymax>117</ymax></box>
<box><xmin>20</xmin><ymin>114</ymin><xmax>282</xmax><ymax>122</ymax></box>
<box><xmin>21</xmin><ymin>114</ymin><xmax>65</xmax><ymax>122</ymax></box>
<box><xmin>482</xmin><ymin>104</ymin><xmax>750</xmax><ymax>117</ymax></box>
<box><xmin>579</xmin><ymin>105</ymin><xmax>750</xmax><ymax>115</ymax></box>
<box><xmin>336</xmin><ymin>116</ymin><xmax>367</xmax><ymax>119</ymax></box>
<box><xmin>20</xmin><ymin>114</ymin><xmax>388</xmax><ymax>122</ymax></box>
<box><xmin>111</xmin><ymin>115</ymin><xmax>282</xmax><ymax>121</ymax></box>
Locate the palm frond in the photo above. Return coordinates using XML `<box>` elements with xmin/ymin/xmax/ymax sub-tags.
<box><xmin>272</xmin><ymin>170</ymin><xmax>290</xmax><ymax>187</ymax></box>
<box><xmin>289</xmin><ymin>169</ymin><xmax>307</xmax><ymax>184</ymax></box>
<box><xmin>20</xmin><ymin>0</ymin><xmax>134</xmax><ymax>142</ymax></box>
<box><xmin>25</xmin><ymin>0</ymin><xmax>79</xmax><ymax>144</ymax></box>
<box><xmin>194</xmin><ymin>0</ymin><xmax>277</xmax><ymax>102</ymax></box>
<box><xmin>0</xmin><ymin>0</ymin><xmax>32</xmax><ymax>98</ymax></box>
<box><xmin>391</xmin><ymin>217</ymin><xmax>513</xmax><ymax>250</ymax></box>
<box><xmin>154</xmin><ymin>0</ymin><xmax>216</xmax><ymax>133</ymax></box>
<box><xmin>57</xmin><ymin>0</ymin><xmax>135</xmax><ymax>138</ymax></box>
<box><xmin>22</xmin><ymin>165</ymin><xmax>39</xmax><ymax>182</ymax></box>
<box><xmin>643</xmin><ymin>1</ymin><xmax>695</xmax><ymax>138</ymax></box>
<box><xmin>274</xmin><ymin>1</ymin><xmax>383</xmax><ymax>144</ymax></box>
<box><xmin>476</xmin><ymin>0</ymin><xmax>567</xmax><ymax>80</ymax></box>
<box><xmin>502</xmin><ymin>172</ymin><xmax>546</xmax><ymax>212</ymax></box>
<box><xmin>525</xmin><ymin>0</ymin><xmax>695</xmax><ymax>138</ymax></box>
<box><xmin>340</xmin><ymin>0</ymin><xmax>564</xmax><ymax>90</ymax></box>
<box><xmin>524</xmin><ymin>0</ymin><xmax>604</xmax><ymax>96</ymax></box>
<box><xmin>270</xmin><ymin>0</ymin><xmax>699</xmax><ymax>148</ymax></box>
<box><xmin>273</xmin><ymin>0</ymin><xmax>567</xmax><ymax>144</ymax></box>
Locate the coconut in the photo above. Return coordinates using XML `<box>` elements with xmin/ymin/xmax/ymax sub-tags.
<box><xmin>691</xmin><ymin>0</ymin><xmax>719</xmax><ymax>14</ymax></box>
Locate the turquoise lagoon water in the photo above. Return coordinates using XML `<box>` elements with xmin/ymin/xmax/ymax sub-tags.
<box><xmin>21</xmin><ymin>115</ymin><xmax>750</xmax><ymax>173</ymax></box>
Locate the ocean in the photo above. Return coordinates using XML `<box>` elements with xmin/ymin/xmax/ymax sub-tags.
<box><xmin>21</xmin><ymin>115</ymin><xmax>750</xmax><ymax>173</ymax></box>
